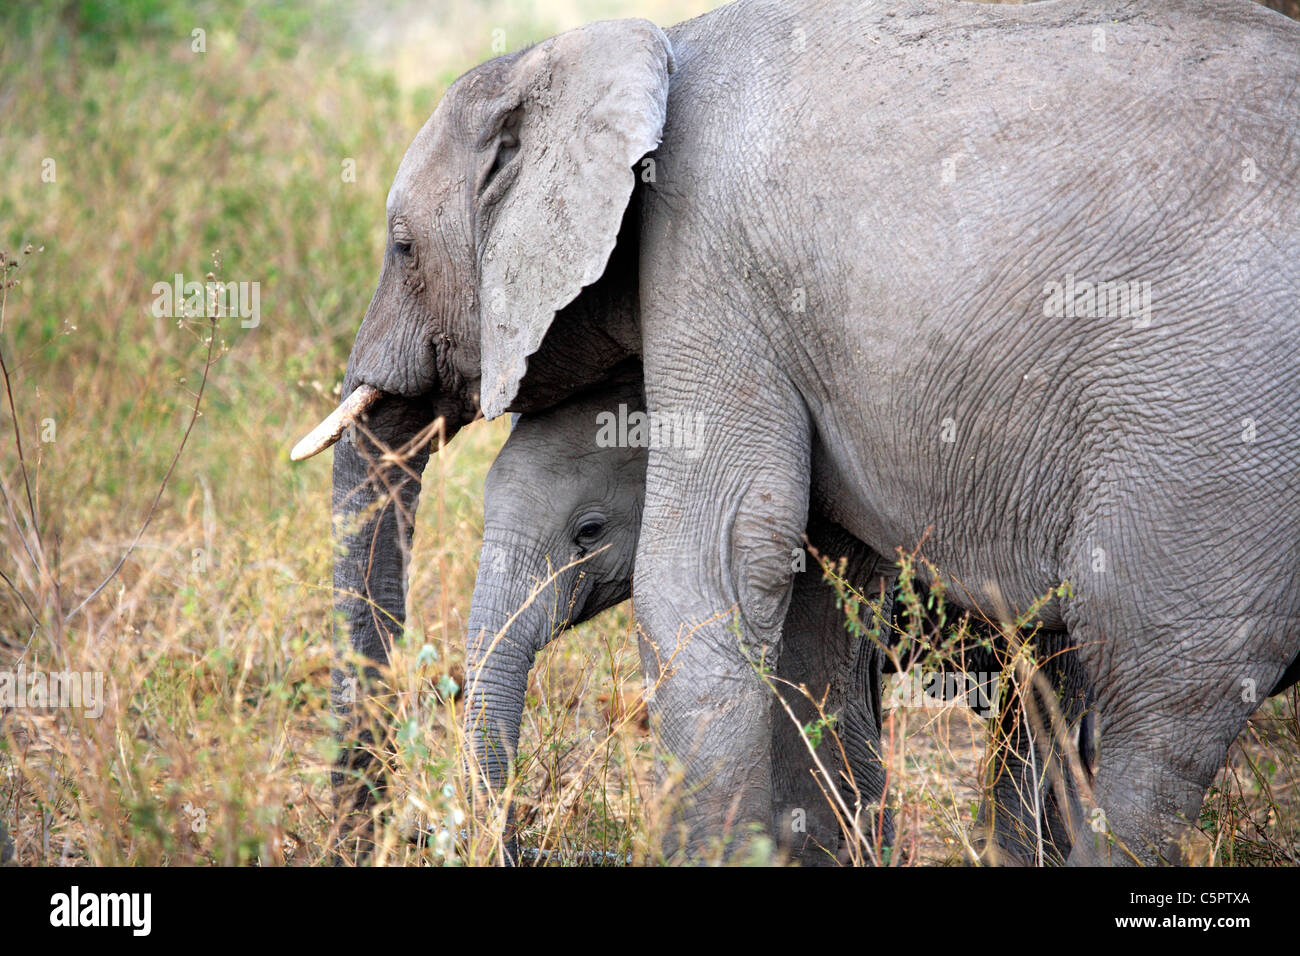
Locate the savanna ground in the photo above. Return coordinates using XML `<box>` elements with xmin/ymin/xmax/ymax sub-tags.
<box><xmin>0</xmin><ymin>0</ymin><xmax>1296</xmax><ymax>866</ymax></box>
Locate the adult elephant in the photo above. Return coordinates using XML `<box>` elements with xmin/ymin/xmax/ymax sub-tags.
<box><xmin>293</xmin><ymin>0</ymin><xmax>1300</xmax><ymax>864</ymax></box>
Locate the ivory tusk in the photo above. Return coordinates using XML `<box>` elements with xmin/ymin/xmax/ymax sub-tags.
<box><xmin>290</xmin><ymin>384</ymin><xmax>382</xmax><ymax>461</ymax></box>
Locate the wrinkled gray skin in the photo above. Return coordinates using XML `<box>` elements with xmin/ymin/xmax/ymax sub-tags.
<box><xmin>467</xmin><ymin>369</ymin><xmax>1098</xmax><ymax>864</ymax></box>
<box><xmin>467</xmin><ymin>371</ymin><xmax>893</xmax><ymax>865</ymax></box>
<box><xmin>315</xmin><ymin>0</ymin><xmax>1299</xmax><ymax>863</ymax></box>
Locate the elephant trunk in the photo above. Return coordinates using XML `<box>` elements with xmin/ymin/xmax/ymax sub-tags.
<box><xmin>329</xmin><ymin>393</ymin><xmax>433</xmax><ymax>857</ymax></box>
<box><xmin>464</xmin><ymin>589</ymin><xmax>541</xmax><ymax>792</ymax></box>
<box><xmin>464</xmin><ymin>536</ymin><xmax>580</xmax><ymax>863</ymax></box>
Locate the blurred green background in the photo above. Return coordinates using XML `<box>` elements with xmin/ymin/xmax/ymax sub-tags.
<box><xmin>0</xmin><ymin>0</ymin><xmax>715</xmax><ymax>547</ymax></box>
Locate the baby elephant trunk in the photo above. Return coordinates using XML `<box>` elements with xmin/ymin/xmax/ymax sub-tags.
<box><xmin>464</xmin><ymin>581</ymin><xmax>540</xmax><ymax>795</ymax></box>
<box><xmin>463</xmin><ymin>541</ymin><xmax>578</xmax><ymax>863</ymax></box>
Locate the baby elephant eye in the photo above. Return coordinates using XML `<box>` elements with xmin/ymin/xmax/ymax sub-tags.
<box><xmin>393</xmin><ymin>240</ymin><xmax>413</xmax><ymax>257</ymax></box>
<box><xmin>575</xmin><ymin>515</ymin><xmax>606</xmax><ymax>545</ymax></box>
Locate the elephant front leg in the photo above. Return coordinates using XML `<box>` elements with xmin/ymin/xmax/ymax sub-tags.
<box><xmin>771</xmin><ymin>519</ymin><xmax>894</xmax><ymax>866</ymax></box>
<box><xmin>634</xmin><ymin>376</ymin><xmax>813</xmax><ymax>862</ymax></box>
<box><xmin>974</xmin><ymin>633</ymin><xmax>1093</xmax><ymax>866</ymax></box>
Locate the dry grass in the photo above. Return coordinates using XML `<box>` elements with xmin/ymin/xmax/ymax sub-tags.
<box><xmin>0</xmin><ymin>0</ymin><xmax>1295</xmax><ymax>867</ymax></box>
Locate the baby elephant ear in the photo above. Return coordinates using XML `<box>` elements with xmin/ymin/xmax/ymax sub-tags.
<box><xmin>476</xmin><ymin>18</ymin><xmax>673</xmax><ymax>420</ymax></box>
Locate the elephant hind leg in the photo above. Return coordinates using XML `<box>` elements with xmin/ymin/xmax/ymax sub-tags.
<box><xmin>1060</xmin><ymin>439</ymin><xmax>1300</xmax><ymax>863</ymax></box>
<box><xmin>1063</xmin><ymin>609</ymin><xmax>1292</xmax><ymax>865</ymax></box>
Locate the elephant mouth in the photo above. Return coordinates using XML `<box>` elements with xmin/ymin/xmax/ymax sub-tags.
<box><xmin>289</xmin><ymin>383</ymin><xmax>383</xmax><ymax>461</ymax></box>
<box><xmin>291</xmin><ymin>336</ymin><xmax>480</xmax><ymax>462</ymax></box>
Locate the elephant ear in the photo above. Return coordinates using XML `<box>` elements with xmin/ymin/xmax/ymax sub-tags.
<box><xmin>476</xmin><ymin>19</ymin><xmax>673</xmax><ymax>420</ymax></box>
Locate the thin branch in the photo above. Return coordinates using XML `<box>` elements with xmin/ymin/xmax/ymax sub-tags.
<box><xmin>0</xmin><ymin>564</ymin><xmax>39</xmax><ymax>628</ymax></box>
<box><xmin>0</xmin><ymin>267</ymin><xmax>42</xmax><ymax>575</ymax></box>
<box><xmin>0</xmin><ymin>271</ymin><xmax>43</xmax><ymax>560</ymax></box>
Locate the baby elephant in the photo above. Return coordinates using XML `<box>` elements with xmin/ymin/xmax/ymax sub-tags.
<box><xmin>464</xmin><ymin>370</ymin><xmax>891</xmax><ymax>864</ymax></box>
<box><xmin>464</xmin><ymin>368</ymin><xmax>1090</xmax><ymax>865</ymax></box>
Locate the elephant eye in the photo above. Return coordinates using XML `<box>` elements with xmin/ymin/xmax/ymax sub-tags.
<box><xmin>392</xmin><ymin>239</ymin><xmax>413</xmax><ymax>258</ymax></box>
<box><xmin>575</xmin><ymin>515</ymin><xmax>606</xmax><ymax>546</ymax></box>
<box><xmin>488</xmin><ymin>109</ymin><xmax>523</xmax><ymax>181</ymax></box>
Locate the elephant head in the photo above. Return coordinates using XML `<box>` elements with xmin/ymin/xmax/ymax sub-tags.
<box><xmin>464</xmin><ymin>368</ymin><xmax>647</xmax><ymax>854</ymax></box>
<box><xmin>289</xmin><ymin>20</ymin><xmax>673</xmax><ymax>837</ymax></box>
